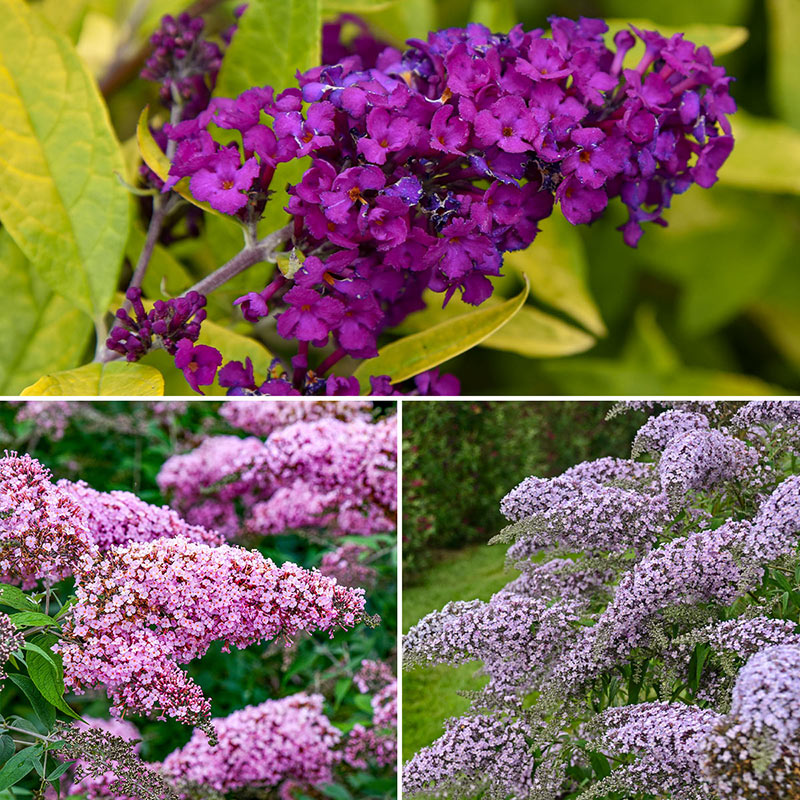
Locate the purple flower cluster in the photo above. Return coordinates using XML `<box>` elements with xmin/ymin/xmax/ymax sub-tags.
<box><xmin>106</xmin><ymin>288</ymin><xmax>207</xmax><ymax>361</ymax></box>
<box><xmin>631</xmin><ymin>408</ymin><xmax>710</xmax><ymax>457</ymax></box>
<box><xmin>155</xmin><ymin>16</ymin><xmax>734</xmax><ymax>395</ymax></box>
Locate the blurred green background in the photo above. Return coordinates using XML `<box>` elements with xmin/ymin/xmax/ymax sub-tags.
<box><xmin>4</xmin><ymin>0</ymin><xmax>798</xmax><ymax>395</ymax></box>
<box><xmin>0</xmin><ymin>401</ymin><xmax>397</xmax><ymax>799</ymax></box>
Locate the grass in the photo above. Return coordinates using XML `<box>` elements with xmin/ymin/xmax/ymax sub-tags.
<box><xmin>401</xmin><ymin>543</ymin><xmax>518</xmax><ymax>763</ymax></box>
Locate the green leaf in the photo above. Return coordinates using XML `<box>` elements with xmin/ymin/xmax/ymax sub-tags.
<box><xmin>633</xmin><ymin>188</ymin><xmax>793</xmax><ymax>336</ymax></box>
<box><xmin>469</xmin><ymin>0</ymin><xmax>516</xmax><ymax>32</ymax></box>
<box><xmin>602</xmin><ymin>0</ymin><xmax>751</xmax><ymax>27</ymax></box>
<box><xmin>0</xmin><ymin>231</ymin><xmax>93</xmax><ymax>394</ymax></box>
<box><xmin>482</xmin><ymin>305</ymin><xmax>596</xmax><ymax>357</ymax></box>
<box><xmin>0</xmin><ymin>0</ymin><xmax>130</xmax><ymax>319</ymax></box>
<box><xmin>0</xmin><ymin>738</ymin><xmax>13</xmax><ymax>767</ymax></box>
<box><xmin>22</xmin><ymin>643</ymin><xmax>58</xmax><ymax>670</ymax></box>
<box><xmin>0</xmin><ymin>746</ymin><xmax>39</xmax><ymax>791</ymax></box>
<box><xmin>354</xmin><ymin>279</ymin><xmax>529</xmax><ymax>388</ymax></box>
<box><xmin>136</xmin><ymin>107</ymin><xmax>229</xmax><ymax>219</ymax></box>
<box><xmin>21</xmin><ymin>362</ymin><xmax>165</xmax><ymax>396</ymax></box>
<box><xmin>7</xmin><ymin>674</ymin><xmax>56</xmax><ymax>731</ymax></box>
<box><xmin>45</xmin><ymin>761</ymin><xmax>73</xmax><ymax>781</ymax></box>
<box><xmin>0</xmin><ymin>585</ymin><xmax>37</xmax><ymax>613</ymax></box>
<box><xmin>323</xmin><ymin>0</ymin><xmax>396</xmax><ymax>9</ymax></box>
<box><xmin>26</xmin><ymin>641</ymin><xmax>80</xmax><ymax>720</ymax></box>
<box><xmin>334</xmin><ymin>678</ymin><xmax>352</xmax><ymax>709</ymax></box>
<box><xmin>319</xmin><ymin>784</ymin><xmax>353</xmax><ymax>800</ymax></box>
<box><xmin>721</xmin><ymin>112</ymin><xmax>800</xmax><ymax>195</ymax></box>
<box><xmin>360</xmin><ymin>0</ymin><xmax>435</xmax><ymax>43</ymax></box>
<box><xmin>767</xmin><ymin>0</ymin><xmax>800</xmax><ymax>130</ymax></box>
<box><xmin>215</xmin><ymin>0</ymin><xmax>321</xmax><ymax>97</ymax></box>
<box><xmin>603</xmin><ymin>19</ymin><xmax>748</xmax><ymax>64</ymax></box>
<box><xmin>8</xmin><ymin>612</ymin><xmax>57</xmax><ymax>629</ymax></box>
<box><xmin>504</xmin><ymin>214</ymin><xmax>606</xmax><ymax>337</ymax></box>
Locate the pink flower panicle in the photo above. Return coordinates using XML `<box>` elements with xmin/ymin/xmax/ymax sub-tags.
<box><xmin>344</xmin><ymin>665</ymin><xmax>398</xmax><ymax>771</ymax></box>
<box><xmin>219</xmin><ymin>400</ymin><xmax>373</xmax><ymax>436</ymax></box>
<box><xmin>319</xmin><ymin>543</ymin><xmax>378</xmax><ymax>588</ymax></box>
<box><xmin>161</xmin><ymin>693</ymin><xmax>342</xmax><ymax>792</ymax></box>
<box><xmin>58</xmin><ymin>538</ymin><xmax>368</xmax><ymax>730</ymax></box>
<box><xmin>0</xmin><ymin>451</ymin><xmax>96</xmax><ymax>588</ymax></box>
<box><xmin>58</xmin><ymin>480</ymin><xmax>224</xmax><ymax>551</ymax></box>
<box><xmin>13</xmin><ymin>401</ymin><xmax>75</xmax><ymax>441</ymax></box>
<box><xmin>0</xmin><ymin>612</ymin><xmax>24</xmax><ymax>681</ymax></box>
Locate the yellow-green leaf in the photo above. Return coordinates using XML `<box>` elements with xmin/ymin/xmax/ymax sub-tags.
<box><xmin>0</xmin><ymin>0</ymin><xmax>130</xmax><ymax>318</ymax></box>
<box><xmin>21</xmin><ymin>362</ymin><xmax>164</xmax><ymax>396</ymax></box>
<box><xmin>504</xmin><ymin>214</ymin><xmax>606</xmax><ymax>337</ymax></box>
<box><xmin>353</xmin><ymin>278</ymin><xmax>529</xmax><ymax>388</ymax></box>
<box><xmin>0</xmin><ymin>231</ymin><xmax>92</xmax><ymax>394</ymax></box>
<box><xmin>323</xmin><ymin>0</ymin><xmax>396</xmax><ymax>10</ymax></box>
<box><xmin>215</xmin><ymin>0</ymin><xmax>321</xmax><ymax>98</ymax></box>
<box><xmin>482</xmin><ymin>306</ymin><xmax>595</xmax><ymax>357</ymax></box>
<box><xmin>136</xmin><ymin>106</ymin><xmax>229</xmax><ymax>219</ymax></box>
<box><xmin>767</xmin><ymin>0</ymin><xmax>800</xmax><ymax>130</ymax></box>
<box><xmin>721</xmin><ymin>111</ymin><xmax>800</xmax><ymax>194</ymax></box>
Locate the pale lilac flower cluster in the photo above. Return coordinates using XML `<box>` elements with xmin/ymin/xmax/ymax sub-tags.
<box><xmin>704</xmin><ymin>645</ymin><xmax>800</xmax><ymax>798</ymax></box>
<box><xmin>345</xmin><ymin>661</ymin><xmax>397</xmax><ymax>770</ymax></box>
<box><xmin>13</xmin><ymin>401</ymin><xmax>75</xmax><ymax>441</ymax></box>
<box><xmin>404</xmin><ymin>592</ymin><xmax>580</xmax><ymax>696</ymax></box>
<box><xmin>0</xmin><ymin>452</ymin><xmax>96</xmax><ymax>588</ymax></box>
<box><xmin>658</xmin><ymin>428</ymin><xmax>760</xmax><ymax>502</ymax></box>
<box><xmin>557</xmin><ymin>520</ymin><xmax>752</xmax><ymax>688</ymax></box>
<box><xmin>0</xmin><ymin>612</ymin><xmax>24</xmax><ymax>681</ymax></box>
<box><xmin>219</xmin><ymin>399</ymin><xmax>372</xmax><ymax>436</ymax></box>
<box><xmin>58</xmin><ymin>480</ymin><xmax>223</xmax><ymax>551</ymax></box>
<box><xmin>59</xmin><ymin>538</ymin><xmax>367</xmax><ymax>729</ymax></box>
<box><xmin>319</xmin><ymin>543</ymin><xmax>377</xmax><ymax>588</ymax></box>
<box><xmin>161</xmin><ymin>693</ymin><xmax>342</xmax><ymax>792</ymax></box>
<box><xmin>592</xmin><ymin>702</ymin><xmax>722</xmax><ymax>798</ymax></box>
<box><xmin>404</xmin><ymin>401</ymin><xmax>800</xmax><ymax>800</ymax></box>
<box><xmin>500</xmin><ymin>456</ymin><xmax>656</xmax><ymax>521</ymax></box>
<box><xmin>402</xmin><ymin>714</ymin><xmax>534</xmax><ymax>799</ymax></box>
<box><xmin>631</xmin><ymin>409</ymin><xmax>710</xmax><ymax>457</ymax></box>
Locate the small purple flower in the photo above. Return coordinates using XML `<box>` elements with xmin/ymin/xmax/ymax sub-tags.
<box><xmin>325</xmin><ymin>375</ymin><xmax>361</xmax><ymax>395</ymax></box>
<box><xmin>174</xmin><ymin>339</ymin><xmax>222</xmax><ymax>394</ymax></box>
<box><xmin>320</xmin><ymin>166</ymin><xmax>386</xmax><ymax>224</ymax></box>
<box><xmin>273</xmin><ymin>102</ymin><xmax>336</xmax><ymax>157</ymax></box>
<box><xmin>430</xmin><ymin>105</ymin><xmax>470</xmax><ymax>155</ymax></box>
<box><xmin>276</xmin><ymin>287</ymin><xmax>345</xmax><ymax>342</ymax></box>
<box><xmin>474</xmin><ymin>97</ymin><xmax>539</xmax><ymax>153</ymax></box>
<box><xmin>414</xmin><ymin>369</ymin><xmax>461</xmax><ymax>395</ymax></box>
<box><xmin>336</xmin><ymin>296</ymin><xmax>384</xmax><ymax>358</ymax></box>
<box><xmin>189</xmin><ymin>149</ymin><xmax>260</xmax><ymax>214</ymax></box>
<box><xmin>556</xmin><ymin>175</ymin><xmax>608</xmax><ymax>224</ymax></box>
<box><xmin>357</xmin><ymin>108</ymin><xmax>418</xmax><ymax>165</ymax></box>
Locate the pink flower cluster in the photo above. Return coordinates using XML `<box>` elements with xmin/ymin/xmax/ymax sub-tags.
<box><xmin>13</xmin><ymin>401</ymin><xmax>76</xmax><ymax>441</ymax></box>
<box><xmin>161</xmin><ymin>693</ymin><xmax>342</xmax><ymax>792</ymax></box>
<box><xmin>345</xmin><ymin>660</ymin><xmax>397</xmax><ymax>771</ymax></box>
<box><xmin>0</xmin><ymin>612</ymin><xmax>24</xmax><ymax>681</ymax></box>
<box><xmin>158</xmin><ymin>414</ymin><xmax>397</xmax><ymax>539</ymax></box>
<box><xmin>58</xmin><ymin>538</ymin><xmax>367</xmax><ymax>729</ymax></box>
<box><xmin>319</xmin><ymin>543</ymin><xmax>377</xmax><ymax>588</ymax></box>
<box><xmin>0</xmin><ymin>452</ymin><xmax>96</xmax><ymax>588</ymax></box>
<box><xmin>219</xmin><ymin>399</ymin><xmax>372</xmax><ymax>436</ymax></box>
<box><xmin>58</xmin><ymin>480</ymin><xmax>224</xmax><ymax>551</ymax></box>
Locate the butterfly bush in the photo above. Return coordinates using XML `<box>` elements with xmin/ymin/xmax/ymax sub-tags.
<box><xmin>403</xmin><ymin>401</ymin><xmax>800</xmax><ymax>800</ymax></box>
<box><xmin>218</xmin><ymin>399</ymin><xmax>372</xmax><ymax>436</ymax></box>
<box><xmin>0</xmin><ymin>451</ymin><xmax>96</xmax><ymax>588</ymax></box>
<box><xmin>118</xmin><ymin>10</ymin><xmax>736</xmax><ymax>395</ymax></box>
<box><xmin>158</xmin><ymin>412</ymin><xmax>397</xmax><ymax>539</ymax></box>
<box><xmin>57</xmin><ymin>537</ymin><xmax>369</xmax><ymax>732</ymax></box>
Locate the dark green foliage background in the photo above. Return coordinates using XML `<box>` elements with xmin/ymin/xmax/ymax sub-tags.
<box><xmin>401</xmin><ymin>401</ymin><xmax>643</xmax><ymax>580</ymax></box>
<box><xmin>0</xmin><ymin>401</ymin><xmax>396</xmax><ymax>797</ymax></box>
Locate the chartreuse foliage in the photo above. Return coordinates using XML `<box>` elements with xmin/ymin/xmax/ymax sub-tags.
<box><xmin>1</xmin><ymin>0</ymin><xmax>800</xmax><ymax>394</ymax></box>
